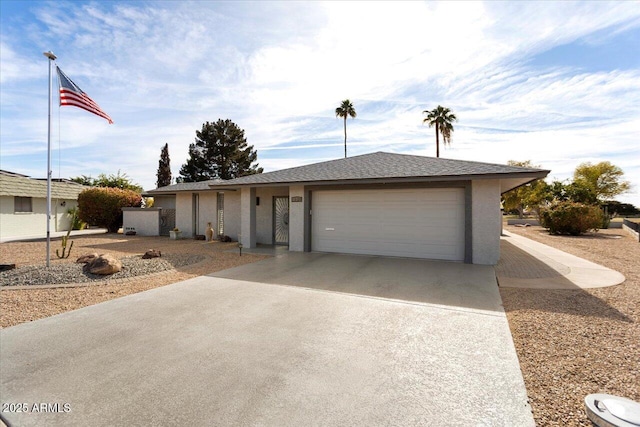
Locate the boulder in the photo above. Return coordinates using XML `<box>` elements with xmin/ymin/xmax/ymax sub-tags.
<box><xmin>88</xmin><ymin>254</ymin><xmax>122</xmax><ymax>275</ymax></box>
<box><xmin>142</xmin><ymin>249</ymin><xmax>161</xmax><ymax>259</ymax></box>
<box><xmin>76</xmin><ymin>253</ymin><xmax>99</xmax><ymax>264</ymax></box>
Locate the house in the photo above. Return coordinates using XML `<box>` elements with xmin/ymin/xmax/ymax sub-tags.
<box><xmin>140</xmin><ymin>152</ymin><xmax>549</xmax><ymax>265</ymax></box>
<box><xmin>0</xmin><ymin>170</ymin><xmax>87</xmax><ymax>241</ymax></box>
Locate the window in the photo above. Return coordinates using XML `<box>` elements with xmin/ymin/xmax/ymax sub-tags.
<box><xmin>217</xmin><ymin>192</ymin><xmax>224</xmax><ymax>237</ymax></box>
<box><xmin>15</xmin><ymin>196</ymin><xmax>33</xmax><ymax>213</ymax></box>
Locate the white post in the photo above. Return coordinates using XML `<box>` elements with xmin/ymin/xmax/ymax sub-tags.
<box><xmin>43</xmin><ymin>51</ymin><xmax>57</xmax><ymax>267</ymax></box>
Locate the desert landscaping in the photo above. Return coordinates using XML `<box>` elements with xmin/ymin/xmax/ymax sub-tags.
<box><xmin>501</xmin><ymin>224</ymin><xmax>639</xmax><ymax>426</ymax></box>
<box><xmin>0</xmin><ymin>235</ymin><xmax>266</xmax><ymax>328</ymax></box>
<box><xmin>1</xmin><ymin>227</ymin><xmax>638</xmax><ymax>426</ymax></box>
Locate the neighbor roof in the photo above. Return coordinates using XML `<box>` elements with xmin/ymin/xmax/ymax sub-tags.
<box><xmin>0</xmin><ymin>171</ymin><xmax>88</xmax><ymax>199</ymax></box>
<box><xmin>144</xmin><ymin>179</ymin><xmax>223</xmax><ymax>195</ymax></box>
<box><xmin>209</xmin><ymin>152</ymin><xmax>549</xmax><ymax>191</ymax></box>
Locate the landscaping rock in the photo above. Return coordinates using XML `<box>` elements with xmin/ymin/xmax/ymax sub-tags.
<box><xmin>76</xmin><ymin>253</ymin><xmax>99</xmax><ymax>264</ymax></box>
<box><xmin>142</xmin><ymin>249</ymin><xmax>161</xmax><ymax>259</ymax></box>
<box><xmin>87</xmin><ymin>254</ymin><xmax>122</xmax><ymax>275</ymax></box>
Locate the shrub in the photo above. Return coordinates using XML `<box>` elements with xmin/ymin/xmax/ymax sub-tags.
<box><xmin>77</xmin><ymin>187</ymin><xmax>142</xmax><ymax>232</ymax></box>
<box><xmin>539</xmin><ymin>201</ymin><xmax>603</xmax><ymax>235</ymax></box>
<box><xmin>67</xmin><ymin>207</ymin><xmax>87</xmax><ymax>230</ymax></box>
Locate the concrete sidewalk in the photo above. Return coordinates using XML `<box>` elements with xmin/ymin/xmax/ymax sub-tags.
<box><xmin>496</xmin><ymin>230</ymin><xmax>625</xmax><ymax>289</ymax></box>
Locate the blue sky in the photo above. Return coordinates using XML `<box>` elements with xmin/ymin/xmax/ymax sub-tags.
<box><xmin>1</xmin><ymin>1</ymin><xmax>639</xmax><ymax>206</ymax></box>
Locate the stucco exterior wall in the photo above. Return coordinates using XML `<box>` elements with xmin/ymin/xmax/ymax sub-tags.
<box><xmin>175</xmin><ymin>193</ymin><xmax>194</xmax><ymax>237</ymax></box>
<box><xmin>0</xmin><ymin>196</ymin><xmax>77</xmax><ymax>240</ymax></box>
<box><xmin>122</xmin><ymin>208</ymin><xmax>160</xmax><ymax>236</ymax></box>
<box><xmin>152</xmin><ymin>195</ymin><xmax>176</xmax><ymax>210</ymax></box>
<box><xmin>288</xmin><ymin>185</ymin><xmax>305</xmax><ymax>252</ymax></box>
<box><xmin>471</xmin><ymin>179</ymin><xmax>501</xmax><ymax>265</ymax></box>
<box><xmin>222</xmin><ymin>192</ymin><xmax>240</xmax><ymax>241</ymax></box>
<box><xmin>197</xmin><ymin>193</ymin><xmax>218</xmax><ymax>238</ymax></box>
<box><xmin>255</xmin><ymin>187</ymin><xmax>289</xmax><ymax>245</ymax></box>
<box><xmin>240</xmin><ymin>187</ymin><xmax>256</xmax><ymax>247</ymax></box>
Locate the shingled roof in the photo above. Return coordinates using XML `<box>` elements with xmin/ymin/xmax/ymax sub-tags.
<box><xmin>144</xmin><ymin>179</ymin><xmax>222</xmax><ymax>195</ymax></box>
<box><xmin>210</xmin><ymin>152</ymin><xmax>549</xmax><ymax>188</ymax></box>
<box><xmin>0</xmin><ymin>171</ymin><xmax>87</xmax><ymax>199</ymax></box>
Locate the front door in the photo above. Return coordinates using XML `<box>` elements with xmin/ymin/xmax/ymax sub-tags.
<box><xmin>273</xmin><ymin>196</ymin><xmax>289</xmax><ymax>245</ymax></box>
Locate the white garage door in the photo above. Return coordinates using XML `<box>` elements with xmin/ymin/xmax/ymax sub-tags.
<box><xmin>312</xmin><ymin>188</ymin><xmax>465</xmax><ymax>261</ymax></box>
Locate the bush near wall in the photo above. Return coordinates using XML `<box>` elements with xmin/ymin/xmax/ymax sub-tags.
<box><xmin>78</xmin><ymin>187</ymin><xmax>142</xmax><ymax>232</ymax></box>
<box><xmin>539</xmin><ymin>201</ymin><xmax>603</xmax><ymax>235</ymax></box>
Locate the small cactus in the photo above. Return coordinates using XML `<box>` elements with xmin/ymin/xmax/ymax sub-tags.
<box><xmin>56</xmin><ymin>212</ymin><xmax>76</xmax><ymax>259</ymax></box>
<box><xmin>56</xmin><ymin>236</ymin><xmax>74</xmax><ymax>259</ymax></box>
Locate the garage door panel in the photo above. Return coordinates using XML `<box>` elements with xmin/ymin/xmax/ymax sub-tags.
<box><xmin>314</xmin><ymin>237</ymin><xmax>462</xmax><ymax>259</ymax></box>
<box><xmin>312</xmin><ymin>188</ymin><xmax>465</xmax><ymax>261</ymax></box>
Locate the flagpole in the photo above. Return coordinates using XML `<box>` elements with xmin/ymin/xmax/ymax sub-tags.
<box><xmin>44</xmin><ymin>51</ymin><xmax>57</xmax><ymax>268</ymax></box>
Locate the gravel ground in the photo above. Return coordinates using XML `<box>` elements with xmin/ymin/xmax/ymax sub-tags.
<box><xmin>501</xmin><ymin>224</ymin><xmax>639</xmax><ymax>426</ymax></box>
<box><xmin>0</xmin><ymin>234</ymin><xmax>266</xmax><ymax>327</ymax></box>
<box><xmin>0</xmin><ymin>254</ymin><xmax>205</xmax><ymax>286</ymax></box>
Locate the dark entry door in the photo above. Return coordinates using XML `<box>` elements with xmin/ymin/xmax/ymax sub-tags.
<box><xmin>273</xmin><ymin>196</ymin><xmax>289</xmax><ymax>245</ymax></box>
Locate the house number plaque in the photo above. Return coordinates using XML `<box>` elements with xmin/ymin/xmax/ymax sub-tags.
<box><xmin>291</xmin><ymin>196</ymin><xmax>303</xmax><ymax>202</ymax></box>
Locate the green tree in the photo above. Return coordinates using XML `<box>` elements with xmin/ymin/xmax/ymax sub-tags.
<box><xmin>69</xmin><ymin>175</ymin><xmax>93</xmax><ymax>186</ymax></box>
<box><xmin>335</xmin><ymin>99</ymin><xmax>357</xmax><ymax>158</ymax></box>
<box><xmin>502</xmin><ymin>161</ymin><xmax>550</xmax><ymax>218</ymax></box>
<box><xmin>422</xmin><ymin>105</ymin><xmax>457</xmax><ymax>158</ymax></box>
<box><xmin>70</xmin><ymin>171</ymin><xmax>143</xmax><ymax>193</ymax></box>
<box><xmin>156</xmin><ymin>143</ymin><xmax>172</xmax><ymax>188</ymax></box>
<box><xmin>179</xmin><ymin>119</ymin><xmax>263</xmax><ymax>182</ymax></box>
<box><xmin>573</xmin><ymin>161</ymin><xmax>631</xmax><ymax>202</ymax></box>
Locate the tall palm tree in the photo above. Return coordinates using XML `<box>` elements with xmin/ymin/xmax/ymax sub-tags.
<box><xmin>335</xmin><ymin>99</ymin><xmax>357</xmax><ymax>158</ymax></box>
<box><xmin>422</xmin><ymin>105</ymin><xmax>457</xmax><ymax>158</ymax></box>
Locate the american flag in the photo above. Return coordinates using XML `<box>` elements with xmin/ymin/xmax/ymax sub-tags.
<box><xmin>56</xmin><ymin>66</ymin><xmax>113</xmax><ymax>124</ymax></box>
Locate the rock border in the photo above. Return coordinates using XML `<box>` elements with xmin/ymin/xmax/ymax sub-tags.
<box><xmin>0</xmin><ymin>255</ymin><xmax>213</xmax><ymax>291</ymax></box>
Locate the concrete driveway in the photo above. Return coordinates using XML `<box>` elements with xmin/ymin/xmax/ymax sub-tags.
<box><xmin>1</xmin><ymin>253</ymin><xmax>533</xmax><ymax>426</ymax></box>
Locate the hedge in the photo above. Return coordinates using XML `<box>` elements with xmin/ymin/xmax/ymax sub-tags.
<box><xmin>77</xmin><ymin>187</ymin><xmax>142</xmax><ymax>232</ymax></box>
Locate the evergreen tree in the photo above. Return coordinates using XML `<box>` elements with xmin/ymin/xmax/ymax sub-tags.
<box><xmin>156</xmin><ymin>143</ymin><xmax>172</xmax><ymax>187</ymax></box>
<box><xmin>179</xmin><ymin>119</ymin><xmax>263</xmax><ymax>182</ymax></box>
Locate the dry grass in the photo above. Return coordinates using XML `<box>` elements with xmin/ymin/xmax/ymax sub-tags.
<box><xmin>501</xmin><ymin>225</ymin><xmax>639</xmax><ymax>426</ymax></box>
<box><xmin>0</xmin><ymin>234</ymin><xmax>267</xmax><ymax>328</ymax></box>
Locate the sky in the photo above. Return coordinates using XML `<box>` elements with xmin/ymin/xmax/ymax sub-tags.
<box><xmin>1</xmin><ymin>1</ymin><xmax>639</xmax><ymax>206</ymax></box>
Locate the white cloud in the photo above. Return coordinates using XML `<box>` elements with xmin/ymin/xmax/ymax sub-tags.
<box><xmin>1</xmin><ymin>1</ymin><xmax>639</xmax><ymax>205</ymax></box>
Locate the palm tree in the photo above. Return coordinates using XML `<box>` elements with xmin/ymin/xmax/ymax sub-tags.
<box><xmin>422</xmin><ymin>105</ymin><xmax>457</xmax><ymax>158</ymax></box>
<box><xmin>335</xmin><ymin>99</ymin><xmax>357</xmax><ymax>158</ymax></box>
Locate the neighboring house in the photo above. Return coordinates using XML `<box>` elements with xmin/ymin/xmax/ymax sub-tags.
<box><xmin>0</xmin><ymin>170</ymin><xmax>87</xmax><ymax>241</ymax></box>
<box><xmin>139</xmin><ymin>152</ymin><xmax>549</xmax><ymax>265</ymax></box>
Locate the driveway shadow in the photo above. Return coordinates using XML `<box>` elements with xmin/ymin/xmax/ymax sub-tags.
<box><xmin>208</xmin><ymin>252</ymin><xmax>503</xmax><ymax>313</ymax></box>
<box><xmin>500</xmin><ymin>287</ymin><xmax>632</xmax><ymax>323</ymax></box>
<box><xmin>497</xmin><ymin>240</ymin><xmax>631</xmax><ymax>322</ymax></box>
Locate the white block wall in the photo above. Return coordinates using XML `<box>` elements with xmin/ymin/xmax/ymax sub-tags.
<box><xmin>122</xmin><ymin>208</ymin><xmax>160</xmax><ymax>236</ymax></box>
